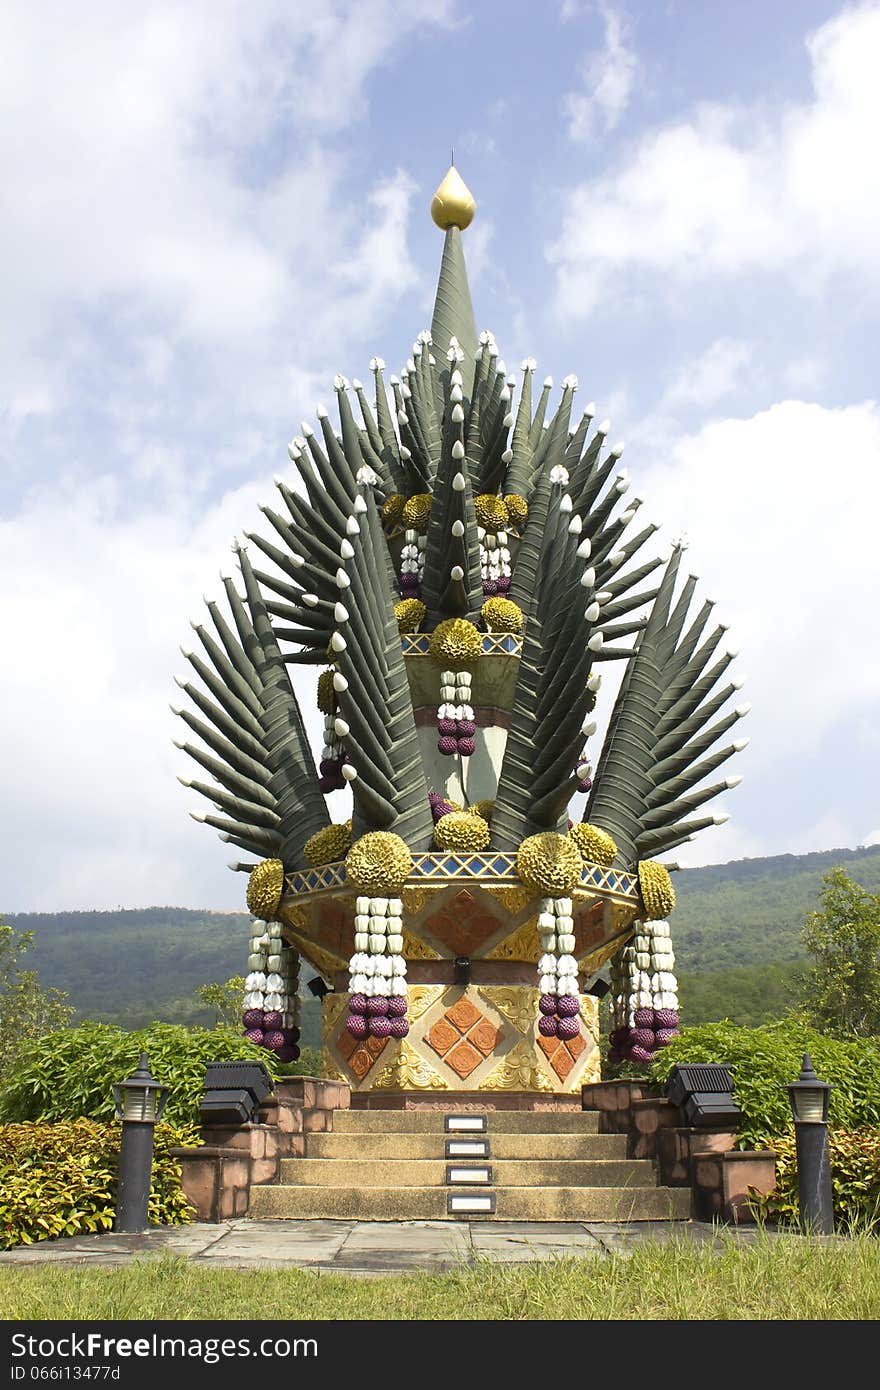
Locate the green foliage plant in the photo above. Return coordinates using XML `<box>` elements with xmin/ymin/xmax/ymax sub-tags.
<box><xmin>648</xmin><ymin>1021</ymin><xmax>880</xmax><ymax>1149</ymax></box>
<box><xmin>0</xmin><ymin>1118</ymin><xmax>197</xmax><ymax>1250</ymax></box>
<box><xmin>798</xmin><ymin>867</ymin><xmax>880</xmax><ymax>1038</ymax></box>
<box><xmin>0</xmin><ymin>1021</ymin><xmax>281</xmax><ymax>1129</ymax></box>
<box><xmin>0</xmin><ymin>922</ymin><xmax>73</xmax><ymax>1081</ymax></box>
<box><xmin>193</xmin><ymin>977</ymin><xmax>245</xmax><ymax>1029</ymax></box>
<box><xmin>752</xmin><ymin>1127</ymin><xmax>880</xmax><ymax>1231</ymax></box>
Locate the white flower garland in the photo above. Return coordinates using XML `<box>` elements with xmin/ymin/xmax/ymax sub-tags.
<box><xmin>346</xmin><ymin>896</ymin><xmax>409</xmax><ymax>1040</ymax></box>
<box><xmin>536</xmin><ymin>896</ymin><xmax>581</xmax><ymax>1039</ymax></box>
<box><xmin>243</xmin><ymin>917</ymin><xmax>301</xmax><ymax>1059</ymax></box>
<box><xmin>609</xmin><ymin>918</ymin><xmax>680</xmax><ymax>1064</ymax></box>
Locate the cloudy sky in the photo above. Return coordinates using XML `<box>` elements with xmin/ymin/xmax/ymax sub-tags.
<box><xmin>2</xmin><ymin>0</ymin><xmax>878</xmax><ymax>912</ymax></box>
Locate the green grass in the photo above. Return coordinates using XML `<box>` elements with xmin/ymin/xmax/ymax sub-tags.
<box><xmin>3</xmin><ymin>1237</ymin><xmax>879</xmax><ymax>1320</ymax></box>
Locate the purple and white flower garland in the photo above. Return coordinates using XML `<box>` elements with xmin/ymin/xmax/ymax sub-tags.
<box><xmin>536</xmin><ymin>896</ymin><xmax>581</xmax><ymax>1039</ymax></box>
<box><xmin>436</xmin><ymin>668</ymin><xmax>475</xmax><ymax>757</ymax></box>
<box><xmin>242</xmin><ymin>917</ymin><xmax>301</xmax><ymax>1061</ymax></box>
<box><xmin>346</xmin><ymin>895</ymin><xmax>409</xmax><ymax>1040</ymax></box>
<box><xmin>609</xmin><ymin>919</ymin><xmax>680</xmax><ymax>1065</ymax></box>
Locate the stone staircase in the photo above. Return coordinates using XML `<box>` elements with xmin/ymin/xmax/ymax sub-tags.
<box><xmin>248</xmin><ymin>1108</ymin><xmax>691</xmax><ymax>1221</ymax></box>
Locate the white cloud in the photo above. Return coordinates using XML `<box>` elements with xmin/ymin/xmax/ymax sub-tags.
<box><xmin>638</xmin><ymin>398</ymin><xmax>880</xmax><ymax>763</ymax></box>
<box><xmin>0</xmin><ymin>1</ymin><xmax>452</xmax><ymax>423</ymax></box>
<box><xmin>550</xmin><ymin>3</ymin><xmax>880</xmax><ymax>314</ymax></box>
<box><xmin>660</xmin><ymin>338</ymin><xmax>752</xmax><ymax>412</ymax></box>
<box><xmin>563</xmin><ymin>5</ymin><xmax>638</xmax><ymax>142</ymax></box>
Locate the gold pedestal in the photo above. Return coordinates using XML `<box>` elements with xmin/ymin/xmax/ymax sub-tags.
<box><xmin>279</xmin><ymin>850</ymin><xmax>641</xmax><ymax>1098</ymax></box>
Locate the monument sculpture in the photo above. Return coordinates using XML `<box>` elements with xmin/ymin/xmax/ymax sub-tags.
<box><xmin>174</xmin><ymin>166</ymin><xmax>747</xmax><ymax>1100</ymax></box>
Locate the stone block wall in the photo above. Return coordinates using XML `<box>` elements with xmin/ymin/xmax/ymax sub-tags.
<box><xmin>171</xmin><ymin>1077</ymin><xmax>350</xmax><ymax>1222</ymax></box>
<box><xmin>582</xmin><ymin>1080</ymin><xmax>777</xmax><ymax>1224</ymax></box>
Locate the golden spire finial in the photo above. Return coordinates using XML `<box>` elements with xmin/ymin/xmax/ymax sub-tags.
<box><xmin>431</xmin><ymin>163</ymin><xmax>475</xmax><ymax>231</ymax></box>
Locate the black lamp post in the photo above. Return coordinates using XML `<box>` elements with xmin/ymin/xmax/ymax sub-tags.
<box><xmin>113</xmin><ymin>1052</ymin><xmax>169</xmax><ymax>1233</ymax></box>
<box><xmin>786</xmin><ymin>1053</ymin><xmax>833</xmax><ymax>1235</ymax></box>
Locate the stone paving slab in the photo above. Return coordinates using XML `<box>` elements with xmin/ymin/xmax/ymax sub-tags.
<box><xmin>0</xmin><ymin>1219</ymin><xmax>781</xmax><ymax>1274</ymax></box>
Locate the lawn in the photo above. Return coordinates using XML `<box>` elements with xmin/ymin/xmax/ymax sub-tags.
<box><xmin>2</xmin><ymin>1235</ymin><xmax>879</xmax><ymax>1320</ymax></box>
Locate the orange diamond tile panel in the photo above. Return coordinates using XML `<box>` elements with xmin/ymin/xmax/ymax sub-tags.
<box><xmin>424</xmin><ymin>889</ymin><xmax>499</xmax><ymax>956</ymax></box>
<box><xmin>427</xmin><ymin>1018</ymin><xmax>460</xmax><ymax>1057</ymax></box>
<box><xmin>565</xmin><ymin>1030</ymin><xmax>587</xmax><ymax>1060</ymax></box>
<box><xmin>550</xmin><ymin>1046</ymin><xmax>575</xmax><ymax>1081</ymax></box>
<box><xmin>364</xmin><ymin>1035</ymin><xmax>389</xmax><ymax>1059</ymax></box>
<box><xmin>445</xmin><ymin>996</ymin><xmax>483</xmax><ymax>1033</ymax></box>
<box><xmin>536</xmin><ymin>1033</ymin><xmax>558</xmax><ymax>1060</ymax></box>
<box><xmin>348</xmin><ymin>1045</ymin><xmax>375</xmax><ymax>1081</ymax></box>
<box><xmin>446</xmin><ymin>1039</ymin><xmax>483</xmax><ymax>1080</ymax></box>
<box><xmin>468</xmin><ymin>1018</ymin><xmax>501</xmax><ymax>1057</ymax></box>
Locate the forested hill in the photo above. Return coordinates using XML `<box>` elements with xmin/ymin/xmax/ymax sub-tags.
<box><xmin>670</xmin><ymin>843</ymin><xmax>880</xmax><ymax>972</ymax></box>
<box><xmin>5</xmin><ymin>844</ymin><xmax>880</xmax><ymax>1030</ymax></box>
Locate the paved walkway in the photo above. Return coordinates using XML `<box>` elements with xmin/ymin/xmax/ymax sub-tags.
<box><xmin>0</xmin><ymin>1220</ymin><xmax>782</xmax><ymax>1275</ymax></box>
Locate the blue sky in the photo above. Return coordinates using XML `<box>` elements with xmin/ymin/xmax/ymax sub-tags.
<box><xmin>2</xmin><ymin>0</ymin><xmax>878</xmax><ymax>911</ymax></box>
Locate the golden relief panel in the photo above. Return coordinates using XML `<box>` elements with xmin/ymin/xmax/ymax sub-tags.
<box><xmin>321</xmin><ymin>993</ymin><xmax>347</xmax><ymax>1039</ymax></box>
<box><xmin>478</xmin><ymin>1039</ymin><xmax>554</xmax><ymax>1092</ymax></box>
<box><xmin>405</xmin><ymin>984</ymin><xmax>445</xmax><ymax>1022</ymax></box>
<box><xmin>372</xmin><ymin>1040</ymin><xmax>450</xmax><ymax>1090</ymax></box>
<box><xmin>401</xmin><ymin>928</ymin><xmax>441</xmax><ymax>960</ymax></box>
<box><xmin>481</xmin><ymin>882</ymin><xmax>532</xmax><ymax>917</ymax></box>
<box><xmin>485</xmin><ymin>916</ymin><xmax>539</xmax><ymax>962</ymax></box>
<box><xmin>478</xmin><ymin>985</ymin><xmax>538</xmax><ymax>1036</ymax></box>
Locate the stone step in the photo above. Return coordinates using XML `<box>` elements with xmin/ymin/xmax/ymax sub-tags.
<box><xmin>331</xmin><ymin>1110</ymin><xmax>600</xmax><ymax>1134</ymax></box>
<box><xmin>249</xmin><ymin>1184</ymin><xmax>691</xmax><ymax>1222</ymax></box>
<box><xmin>305</xmin><ymin>1131</ymin><xmax>628</xmax><ymax>1160</ymax></box>
<box><xmin>278</xmin><ymin>1157</ymin><xmax>655</xmax><ymax>1187</ymax></box>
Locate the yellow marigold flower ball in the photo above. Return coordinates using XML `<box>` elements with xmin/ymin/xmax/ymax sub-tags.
<box><xmin>429</xmin><ymin>617</ymin><xmax>482</xmax><ymax>666</ymax></box>
<box><xmin>638</xmin><ymin>860</ymin><xmax>676</xmax><ymax>920</ymax></box>
<box><xmin>345</xmin><ymin>832</ymin><xmax>413</xmax><ymax>894</ymax></box>
<box><xmin>481</xmin><ymin>597</ymin><xmax>524</xmax><ymax>633</ymax></box>
<box><xmin>401</xmin><ymin>493</ymin><xmax>432</xmax><ymax>532</ymax></box>
<box><xmin>433</xmin><ymin>811</ymin><xmax>491</xmax><ymax>852</ymax></box>
<box><xmin>470</xmin><ymin>799</ymin><xmax>494</xmax><ymax>823</ymax></box>
<box><xmin>317</xmin><ymin>669</ymin><xmax>337</xmax><ymax>715</ymax></box>
<box><xmin>504</xmin><ymin>494</ymin><xmax>528</xmax><ymax>527</ymax></box>
<box><xmin>304</xmin><ymin>820</ymin><xmax>352</xmax><ymax>868</ymax></box>
<box><xmin>516</xmin><ymin>833</ymin><xmax>582</xmax><ymax>896</ymax></box>
<box><xmin>394</xmin><ymin>598</ymin><xmax>426</xmax><ymax>634</ymax></box>
<box><xmin>474</xmin><ymin>494</ymin><xmax>509</xmax><ymax>531</ymax></box>
<box><xmin>246</xmin><ymin>859</ymin><xmax>285</xmax><ymax>920</ymax></box>
<box><xmin>382</xmin><ymin>494</ymin><xmax>406</xmax><ymax>528</ymax></box>
<box><xmin>569</xmin><ymin>822</ymin><xmax>617</xmax><ymax>868</ymax></box>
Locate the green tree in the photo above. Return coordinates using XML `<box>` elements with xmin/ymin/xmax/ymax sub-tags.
<box><xmin>193</xmin><ymin>976</ymin><xmax>245</xmax><ymax>1029</ymax></box>
<box><xmin>0</xmin><ymin>922</ymin><xmax>73</xmax><ymax>1079</ymax></box>
<box><xmin>798</xmin><ymin>868</ymin><xmax>880</xmax><ymax>1038</ymax></box>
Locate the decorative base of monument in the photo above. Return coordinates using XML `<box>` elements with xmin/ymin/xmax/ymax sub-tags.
<box><xmin>322</xmin><ymin>973</ymin><xmax>601</xmax><ymax>1096</ymax></box>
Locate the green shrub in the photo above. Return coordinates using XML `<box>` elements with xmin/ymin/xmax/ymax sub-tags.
<box><xmin>648</xmin><ymin>1021</ymin><xmax>880</xmax><ymax>1149</ymax></box>
<box><xmin>751</xmin><ymin>1127</ymin><xmax>880</xmax><ymax>1231</ymax></box>
<box><xmin>0</xmin><ymin>1118</ymin><xmax>198</xmax><ymax>1250</ymax></box>
<box><xmin>0</xmin><ymin>1022</ymin><xmax>282</xmax><ymax>1128</ymax></box>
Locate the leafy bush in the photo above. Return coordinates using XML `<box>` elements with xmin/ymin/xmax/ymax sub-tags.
<box><xmin>751</xmin><ymin>1127</ymin><xmax>880</xmax><ymax>1231</ymax></box>
<box><xmin>0</xmin><ymin>1022</ymin><xmax>282</xmax><ymax>1128</ymax></box>
<box><xmin>648</xmin><ymin>1021</ymin><xmax>880</xmax><ymax>1149</ymax></box>
<box><xmin>0</xmin><ymin>1118</ymin><xmax>198</xmax><ymax>1250</ymax></box>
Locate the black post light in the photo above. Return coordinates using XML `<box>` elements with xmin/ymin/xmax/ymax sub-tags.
<box><xmin>113</xmin><ymin>1052</ymin><xmax>169</xmax><ymax>1233</ymax></box>
<box><xmin>786</xmin><ymin>1053</ymin><xmax>833</xmax><ymax>1235</ymax></box>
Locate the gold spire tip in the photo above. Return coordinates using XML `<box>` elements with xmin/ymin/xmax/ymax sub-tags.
<box><xmin>431</xmin><ymin>164</ymin><xmax>475</xmax><ymax>231</ymax></box>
